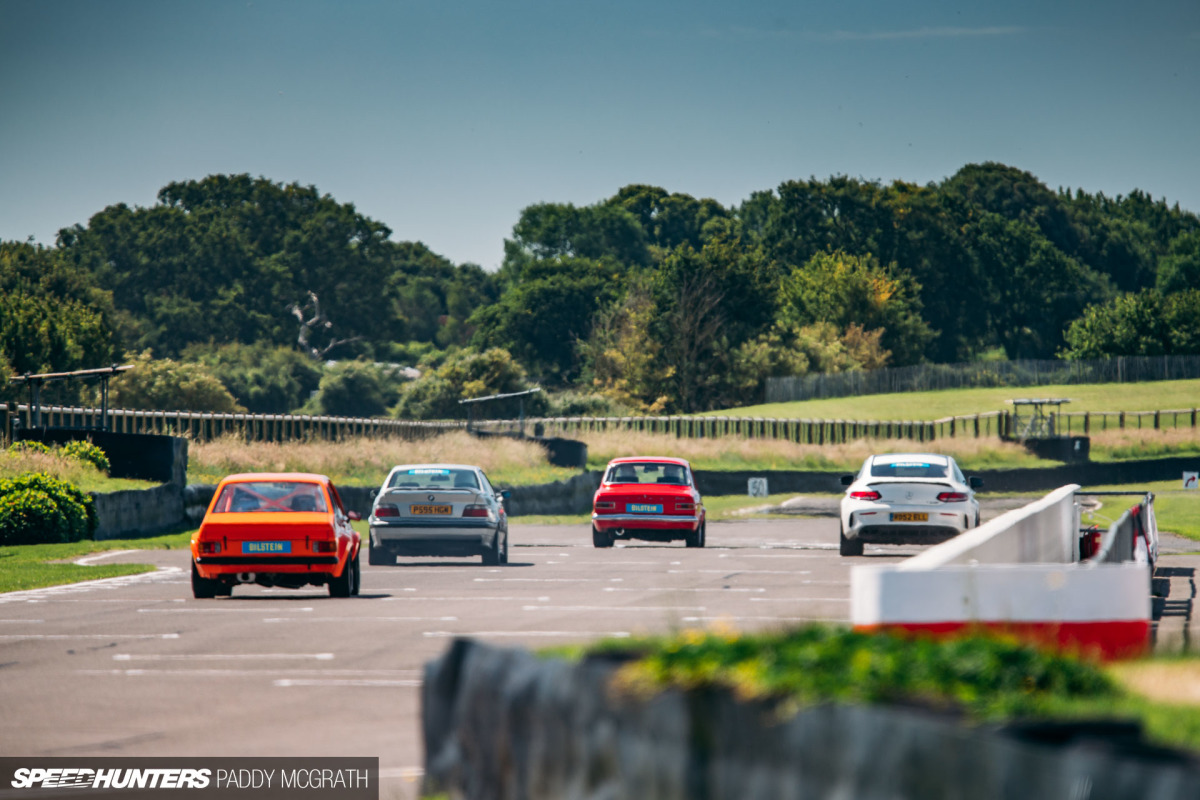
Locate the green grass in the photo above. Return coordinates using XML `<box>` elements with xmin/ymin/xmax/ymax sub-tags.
<box><xmin>563</xmin><ymin>625</ymin><xmax>1200</xmax><ymax>753</ymax></box>
<box><xmin>709</xmin><ymin>379</ymin><xmax>1200</xmax><ymax>421</ymax></box>
<box><xmin>0</xmin><ymin>530</ymin><xmax>195</xmax><ymax>594</ymax></box>
<box><xmin>511</xmin><ymin>494</ymin><xmax>820</xmax><ymax>526</ymax></box>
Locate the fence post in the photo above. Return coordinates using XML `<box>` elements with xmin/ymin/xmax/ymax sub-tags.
<box><xmin>1154</xmin><ymin>410</ymin><xmax>1161</xmax><ymax>430</ymax></box>
<box><xmin>1119</xmin><ymin>411</ymin><xmax>1126</xmax><ymax>430</ymax></box>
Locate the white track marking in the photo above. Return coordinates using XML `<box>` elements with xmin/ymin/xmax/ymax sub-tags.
<box><xmin>602</xmin><ymin>586</ymin><xmax>766</xmax><ymax>593</ymax></box>
<box><xmin>274</xmin><ymin>678</ymin><xmax>421</xmax><ymax>687</ymax></box>
<box><xmin>80</xmin><ymin>668</ymin><xmax>418</xmax><ymax>677</ymax></box>
<box><xmin>0</xmin><ymin>567</ymin><xmax>184</xmax><ymax>604</ymax></box>
<box><xmin>115</xmin><ymin>653</ymin><xmax>335</xmax><ymax>662</ymax></box>
<box><xmin>138</xmin><ymin>607</ymin><xmax>314</xmax><ymax>613</ymax></box>
<box><xmin>682</xmin><ymin>615</ymin><xmax>841</xmax><ymax>623</ymax></box>
<box><xmin>749</xmin><ymin>597</ymin><xmax>850</xmax><ymax>602</ymax></box>
<box><xmin>423</xmin><ymin>631</ymin><xmax>630</xmax><ymax>638</ymax></box>
<box><xmin>473</xmin><ymin>578</ymin><xmax>619</xmax><ymax>583</ymax></box>
<box><xmin>0</xmin><ymin>619</ymin><xmax>43</xmax><ymax>623</ymax></box>
<box><xmin>382</xmin><ymin>596</ymin><xmax>551</xmax><ymax>602</ymax></box>
<box><xmin>719</xmin><ymin>553</ymin><xmax>838</xmax><ymax>559</ymax></box>
<box><xmin>74</xmin><ymin>550</ymin><xmax>142</xmax><ymax>565</ymax></box>
<box><xmin>668</xmin><ymin>569</ymin><xmax>814</xmax><ymax>575</ymax></box>
<box><xmin>522</xmin><ymin>605</ymin><xmax>706</xmax><ymax>612</ymax></box>
<box><xmin>0</xmin><ymin>633</ymin><xmax>180</xmax><ymax>640</ymax></box>
<box><xmin>263</xmin><ymin>616</ymin><xmax>458</xmax><ymax>623</ymax></box>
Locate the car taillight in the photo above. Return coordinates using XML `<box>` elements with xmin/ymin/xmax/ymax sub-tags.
<box><xmin>374</xmin><ymin>504</ymin><xmax>399</xmax><ymax>518</ymax></box>
<box><xmin>937</xmin><ymin>492</ymin><xmax>968</xmax><ymax>503</ymax></box>
<box><xmin>199</xmin><ymin>542</ymin><xmax>221</xmax><ymax>554</ymax></box>
<box><xmin>462</xmin><ymin>505</ymin><xmax>489</xmax><ymax>518</ymax></box>
<box><xmin>676</xmin><ymin>502</ymin><xmax>695</xmax><ymax>512</ymax></box>
<box><xmin>594</xmin><ymin>501</ymin><xmax>616</xmax><ymax>511</ymax></box>
<box><xmin>850</xmin><ymin>490</ymin><xmax>881</xmax><ymax>501</ymax></box>
<box><xmin>313</xmin><ymin>540</ymin><xmax>338</xmax><ymax>553</ymax></box>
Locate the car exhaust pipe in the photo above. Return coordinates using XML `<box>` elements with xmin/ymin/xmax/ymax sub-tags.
<box><xmin>237</xmin><ymin>572</ymin><xmax>256</xmax><ymax>584</ymax></box>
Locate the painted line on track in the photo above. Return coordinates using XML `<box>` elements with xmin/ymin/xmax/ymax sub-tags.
<box><xmin>0</xmin><ymin>567</ymin><xmax>185</xmax><ymax>604</ymax></box>
<box><xmin>138</xmin><ymin>607</ymin><xmax>315</xmax><ymax>613</ymax></box>
<box><xmin>274</xmin><ymin>678</ymin><xmax>421</xmax><ymax>687</ymax></box>
<box><xmin>602</xmin><ymin>587</ymin><xmax>766</xmax><ymax>593</ymax></box>
<box><xmin>382</xmin><ymin>596</ymin><xmax>551</xmax><ymax>602</ymax></box>
<box><xmin>74</xmin><ymin>549</ymin><xmax>143</xmax><ymax>566</ymax></box>
<box><xmin>749</xmin><ymin>597</ymin><xmax>850</xmax><ymax>602</ymax></box>
<box><xmin>263</xmin><ymin>616</ymin><xmax>459</xmax><ymax>623</ymax></box>
<box><xmin>522</xmin><ymin>605</ymin><xmax>706</xmax><ymax>612</ymax></box>
<box><xmin>423</xmin><ymin>631</ymin><xmax>631</xmax><ymax>638</ymax></box>
<box><xmin>0</xmin><ymin>633</ymin><xmax>181</xmax><ymax>640</ymax></box>
<box><xmin>115</xmin><ymin>653</ymin><xmax>336</xmax><ymax>661</ymax></box>
<box><xmin>79</xmin><ymin>668</ymin><xmax>418</xmax><ymax>677</ymax></box>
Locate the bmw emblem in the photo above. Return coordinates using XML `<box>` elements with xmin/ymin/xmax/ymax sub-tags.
<box><xmin>428</xmin><ymin>494</ymin><xmax>436</xmax><ymax>501</ymax></box>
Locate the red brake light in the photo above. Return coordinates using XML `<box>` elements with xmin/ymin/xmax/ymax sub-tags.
<box><xmin>313</xmin><ymin>540</ymin><xmax>337</xmax><ymax>553</ymax></box>
<box><xmin>850</xmin><ymin>490</ymin><xmax>881</xmax><ymax>501</ymax></box>
<box><xmin>374</xmin><ymin>504</ymin><xmax>399</xmax><ymax>518</ymax></box>
<box><xmin>676</xmin><ymin>502</ymin><xmax>695</xmax><ymax>512</ymax></box>
<box><xmin>937</xmin><ymin>492</ymin><xmax>968</xmax><ymax>503</ymax></box>
<box><xmin>462</xmin><ymin>505</ymin><xmax>489</xmax><ymax>518</ymax></box>
<box><xmin>199</xmin><ymin>542</ymin><xmax>221</xmax><ymax>555</ymax></box>
<box><xmin>594</xmin><ymin>501</ymin><xmax>616</xmax><ymax>511</ymax></box>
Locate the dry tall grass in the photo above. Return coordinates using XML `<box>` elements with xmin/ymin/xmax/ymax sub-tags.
<box><xmin>1088</xmin><ymin>426</ymin><xmax>1200</xmax><ymax>460</ymax></box>
<box><xmin>575</xmin><ymin>431</ymin><xmax>1046</xmax><ymax>471</ymax></box>
<box><xmin>0</xmin><ymin>450</ymin><xmax>105</xmax><ymax>486</ymax></box>
<box><xmin>187</xmin><ymin>431</ymin><xmax>574</xmax><ymax>486</ymax></box>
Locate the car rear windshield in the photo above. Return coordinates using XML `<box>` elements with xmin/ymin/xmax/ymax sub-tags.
<box><xmin>869</xmin><ymin>460</ymin><xmax>949</xmax><ymax>479</ymax></box>
<box><xmin>212</xmin><ymin>481</ymin><xmax>328</xmax><ymax>513</ymax></box>
<box><xmin>605</xmin><ymin>463</ymin><xmax>690</xmax><ymax>485</ymax></box>
<box><xmin>388</xmin><ymin>468</ymin><xmax>480</xmax><ymax>490</ymax></box>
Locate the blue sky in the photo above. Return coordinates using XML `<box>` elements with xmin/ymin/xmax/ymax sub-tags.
<box><xmin>2</xmin><ymin>0</ymin><xmax>1197</xmax><ymax>269</ymax></box>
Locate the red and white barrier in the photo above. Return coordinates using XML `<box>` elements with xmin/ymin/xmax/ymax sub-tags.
<box><xmin>851</xmin><ymin>485</ymin><xmax>1152</xmax><ymax>659</ymax></box>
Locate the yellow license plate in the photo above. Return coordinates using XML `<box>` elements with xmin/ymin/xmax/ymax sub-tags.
<box><xmin>891</xmin><ymin>512</ymin><xmax>928</xmax><ymax>522</ymax></box>
<box><xmin>411</xmin><ymin>504</ymin><xmax>452</xmax><ymax>515</ymax></box>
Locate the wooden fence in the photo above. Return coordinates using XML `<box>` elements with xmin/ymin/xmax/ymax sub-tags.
<box><xmin>2</xmin><ymin>404</ymin><xmax>1197</xmax><ymax>448</ymax></box>
<box><xmin>1</xmin><ymin>404</ymin><xmax>463</xmax><ymax>444</ymax></box>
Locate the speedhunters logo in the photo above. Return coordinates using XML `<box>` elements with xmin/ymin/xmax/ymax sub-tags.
<box><xmin>0</xmin><ymin>759</ymin><xmax>377</xmax><ymax>799</ymax></box>
<box><xmin>11</xmin><ymin>768</ymin><xmax>210</xmax><ymax>789</ymax></box>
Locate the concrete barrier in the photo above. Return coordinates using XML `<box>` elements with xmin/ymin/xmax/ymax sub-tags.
<box><xmin>851</xmin><ymin>486</ymin><xmax>1152</xmax><ymax>659</ymax></box>
<box><xmin>90</xmin><ymin>483</ymin><xmax>185</xmax><ymax>540</ymax></box>
<box><xmin>422</xmin><ymin>638</ymin><xmax>1200</xmax><ymax>800</ymax></box>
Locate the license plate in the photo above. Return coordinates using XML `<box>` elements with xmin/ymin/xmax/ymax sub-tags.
<box><xmin>411</xmin><ymin>504</ymin><xmax>452</xmax><ymax>515</ymax></box>
<box><xmin>890</xmin><ymin>512</ymin><xmax>928</xmax><ymax>522</ymax></box>
<box><xmin>628</xmin><ymin>503</ymin><xmax>663</xmax><ymax>514</ymax></box>
<box><xmin>242</xmin><ymin>541</ymin><xmax>291</xmax><ymax>554</ymax></box>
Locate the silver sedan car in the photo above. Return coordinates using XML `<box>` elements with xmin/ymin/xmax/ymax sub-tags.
<box><xmin>838</xmin><ymin>453</ymin><xmax>982</xmax><ymax>556</ymax></box>
<box><xmin>368</xmin><ymin>464</ymin><xmax>510</xmax><ymax>565</ymax></box>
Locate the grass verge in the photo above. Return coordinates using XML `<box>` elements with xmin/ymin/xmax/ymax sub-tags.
<box><xmin>561</xmin><ymin>625</ymin><xmax>1200</xmax><ymax>753</ymax></box>
<box><xmin>0</xmin><ymin>530</ymin><xmax>194</xmax><ymax>594</ymax></box>
<box><xmin>0</xmin><ymin>449</ymin><xmax>154</xmax><ymax>493</ymax></box>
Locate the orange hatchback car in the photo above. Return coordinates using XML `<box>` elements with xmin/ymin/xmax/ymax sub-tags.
<box><xmin>191</xmin><ymin>473</ymin><xmax>362</xmax><ymax>598</ymax></box>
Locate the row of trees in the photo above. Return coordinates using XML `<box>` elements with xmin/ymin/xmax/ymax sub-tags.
<box><xmin>3</xmin><ymin>164</ymin><xmax>1198</xmax><ymax>416</ymax></box>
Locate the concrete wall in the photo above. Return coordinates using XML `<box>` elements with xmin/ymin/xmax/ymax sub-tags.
<box><xmin>91</xmin><ymin>483</ymin><xmax>185</xmax><ymax>540</ymax></box>
<box><xmin>422</xmin><ymin>637</ymin><xmax>1200</xmax><ymax>800</ymax></box>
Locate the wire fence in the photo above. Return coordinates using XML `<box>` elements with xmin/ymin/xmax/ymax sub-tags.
<box><xmin>765</xmin><ymin>355</ymin><xmax>1200</xmax><ymax>404</ymax></box>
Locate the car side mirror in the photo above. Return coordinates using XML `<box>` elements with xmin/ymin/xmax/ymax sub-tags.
<box><xmin>840</xmin><ymin>474</ymin><xmax>855</xmax><ymax>486</ymax></box>
<box><xmin>500</xmin><ymin>490</ymin><xmax>512</xmax><ymax>500</ymax></box>
<box><xmin>968</xmin><ymin>476</ymin><xmax>983</xmax><ymax>489</ymax></box>
<box><xmin>347</xmin><ymin>510</ymin><xmax>362</xmax><ymax>521</ymax></box>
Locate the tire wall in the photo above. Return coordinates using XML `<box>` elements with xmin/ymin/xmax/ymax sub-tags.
<box><xmin>422</xmin><ymin>638</ymin><xmax>1200</xmax><ymax>800</ymax></box>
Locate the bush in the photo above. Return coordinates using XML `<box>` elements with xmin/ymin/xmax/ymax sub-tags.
<box><xmin>108</xmin><ymin>350</ymin><xmax>244</xmax><ymax>412</ymax></box>
<box><xmin>0</xmin><ymin>489</ymin><xmax>71</xmax><ymax>546</ymax></box>
<box><xmin>0</xmin><ymin>472</ymin><xmax>95</xmax><ymax>544</ymax></box>
<box><xmin>8</xmin><ymin>441</ymin><xmax>51</xmax><ymax>456</ymax></box>
<box><xmin>61</xmin><ymin>441</ymin><xmax>110</xmax><ymax>474</ymax></box>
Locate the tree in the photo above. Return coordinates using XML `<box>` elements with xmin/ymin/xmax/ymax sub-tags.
<box><xmin>395</xmin><ymin>348</ymin><xmax>545</xmax><ymax>420</ymax></box>
<box><xmin>183</xmin><ymin>341</ymin><xmax>322</xmax><ymax>413</ymax></box>
<box><xmin>1156</xmin><ymin>231</ymin><xmax>1200</xmax><ymax>294</ymax></box>
<box><xmin>1061</xmin><ymin>289</ymin><xmax>1200</xmax><ymax>358</ymax></box>
<box><xmin>108</xmin><ymin>351</ymin><xmax>243</xmax><ymax>412</ymax></box>
<box><xmin>301</xmin><ymin>361</ymin><xmax>402</xmax><ymax>418</ymax></box>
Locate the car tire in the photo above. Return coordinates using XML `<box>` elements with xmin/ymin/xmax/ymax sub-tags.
<box><xmin>592</xmin><ymin>526</ymin><xmax>614</xmax><ymax>548</ymax></box>
<box><xmin>685</xmin><ymin>522</ymin><xmax>706</xmax><ymax>548</ymax></box>
<box><xmin>483</xmin><ymin>533</ymin><xmax>501</xmax><ymax>565</ymax></box>
<box><xmin>974</xmin><ymin>511</ymin><xmax>981</xmax><ymax>528</ymax></box>
<box><xmin>499</xmin><ymin>530</ymin><xmax>509</xmax><ymax>565</ymax></box>
<box><xmin>839</xmin><ymin>524</ymin><xmax>863</xmax><ymax>557</ymax></box>
<box><xmin>216</xmin><ymin>583</ymin><xmax>233</xmax><ymax>597</ymax></box>
<box><xmin>368</xmin><ymin>541</ymin><xmax>391</xmax><ymax>566</ymax></box>
<box><xmin>350</xmin><ymin>549</ymin><xmax>361</xmax><ymax>596</ymax></box>
<box><xmin>329</xmin><ymin>550</ymin><xmax>356</xmax><ymax>597</ymax></box>
<box><xmin>191</xmin><ymin>561</ymin><xmax>218</xmax><ymax>599</ymax></box>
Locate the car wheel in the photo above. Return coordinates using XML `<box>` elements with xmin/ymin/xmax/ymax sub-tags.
<box><xmin>483</xmin><ymin>533</ymin><xmax>501</xmax><ymax>565</ymax></box>
<box><xmin>839</xmin><ymin>524</ymin><xmax>863</xmax><ymax>557</ymax></box>
<box><xmin>368</xmin><ymin>540</ymin><xmax>392</xmax><ymax>566</ymax></box>
<box><xmin>329</xmin><ymin>551</ymin><xmax>355</xmax><ymax>597</ymax></box>
<box><xmin>191</xmin><ymin>561</ymin><xmax>218</xmax><ymax>599</ymax></box>
<box><xmin>974</xmin><ymin>511</ymin><xmax>981</xmax><ymax>528</ymax></box>
<box><xmin>499</xmin><ymin>530</ymin><xmax>509</xmax><ymax>565</ymax></box>
<box><xmin>216</xmin><ymin>583</ymin><xmax>233</xmax><ymax>597</ymax></box>
<box><xmin>350</xmin><ymin>549</ymin><xmax>361</xmax><ymax>596</ymax></box>
<box><xmin>685</xmin><ymin>522</ymin><xmax>705</xmax><ymax>548</ymax></box>
<box><xmin>592</xmin><ymin>526</ymin><xmax>614</xmax><ymax>548</ymax></box>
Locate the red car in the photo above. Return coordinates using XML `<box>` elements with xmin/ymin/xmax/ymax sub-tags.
<box><xmin>591</xmin><ymin>457</ymin><xmax>706</xmax><ymax>548</ymax></box>
<box><xmin>191</xmin><ymin>473</ymin><xmax>362</xmax><ymax>598</ymax></box>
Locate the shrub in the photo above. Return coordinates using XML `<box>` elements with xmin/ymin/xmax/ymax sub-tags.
<box><xmin>8</xmin><ymin>441</ymin><xmax>51</xmax><ymax>456</ymax></box>
<box><xmin>61</xmin><ymin>440</ymin><xmax>110</xmax><ymax>474</ymax></box>
<box><xmin>0</xmin><ymin>472</ymin><xmax>95</xmax><ymax>544</ymax></box>
<box><xmin>0</xmin><ymin>489</ymin><xmax>70</xmax><ymax>546</ymax></box>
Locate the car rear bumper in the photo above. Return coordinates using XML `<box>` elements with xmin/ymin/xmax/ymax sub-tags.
<box><xmin>592</xmin><ymin>514</ymin><xmax>699</xmax><ymax>531</ymax></box>
<box><xmin>370</xmin><ymin>524</ymin><xmax>497</xmax><ymax>556</ymax></box>
<box><xmin>193</xmin><ymin>556</ymin><xmax>341</xmax><ymax>579</ymax></box>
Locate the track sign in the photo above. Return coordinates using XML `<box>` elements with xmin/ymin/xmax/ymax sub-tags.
<box><xmin>1185</xmin><ymin>472</ymin><xmax>1198</xmax><ymax>490</ymax></box>
<box><xmin>748</xmin><ymin>477</ymin><xmax>768</xmax><ymax>497</ymax></box>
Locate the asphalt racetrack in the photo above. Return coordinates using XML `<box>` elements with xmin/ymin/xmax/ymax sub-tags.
<box><xmin>10</xmin><ymin>503</ymin><xmax>1194</xmax><ymax>799</ymax></box>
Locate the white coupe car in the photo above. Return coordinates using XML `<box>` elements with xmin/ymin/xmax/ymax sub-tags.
<box><xmin>838</xmin><ymin>453</ymin><xmax>982</xmax><ymax>556</ymax></box>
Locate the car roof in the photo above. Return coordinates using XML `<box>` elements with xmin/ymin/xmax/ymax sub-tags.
<box><xmin>388</xmin><ymin>463</ymin><xmax>482</xmax><ymax>472</ymax></box>
<box><xmin>220</xmin><ymin>472</ymin><xmax>331</xmax><ymax>484</ymax></box>
<box><xmin>871</xmin><ymin>453</ymin><xmax>951</xmax><ymax>465</ymax></box>
<box><xmin>607</xmin><ymin>456</ymin><xmax>691</xmax><ymax>468</ymax></box>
